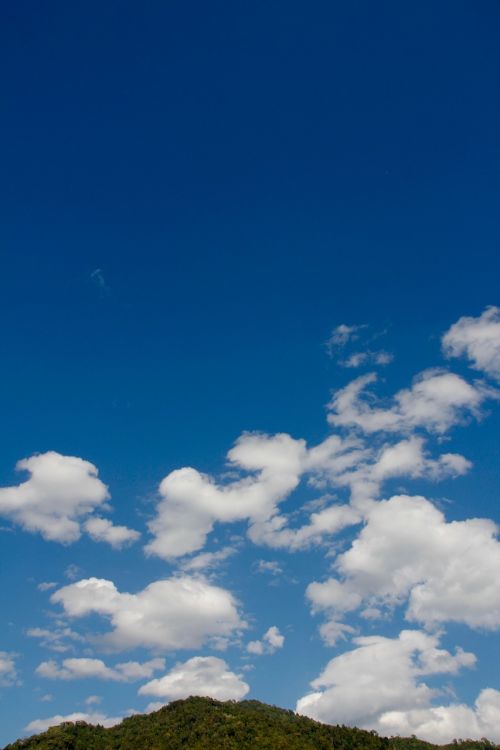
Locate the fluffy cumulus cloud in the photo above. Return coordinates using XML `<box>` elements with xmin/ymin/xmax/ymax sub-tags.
<box><xmin>145</xmin><ymin>433</ymin><xmax>307</xmax><ymax>559</ymax></box>
<box><xmin>36</xmin><ymin>657</ymin><xmax>165</xmax><ymax>682</ymax></box>
<box><xmin>83</xmin><ymin>517</ymin><xmax>140</xmax><ymax>548</ymax></box>
<box><xmin>443</xmin><ymin>306</ymin><xmax>500</xmax><ymax>381</ymax></box>
<box><xmin>378</xmin><ymin>689</ymin><xmax>500</xmax><ymax>744</ymax></box>
<box><xmin>51</xmin><ymin>576</ymin><xmax>245</xmax><ymax>651</ymax></box>
<box><xmin>247</xmin><ymin>626</ymin><xmax>285</xmax><ymax>655</ymax></box>
<box><xmin>25</xmin><ymin>712</ymin><xmax>123</xmax><ymax>734</ymax></box>
<box><xmin>0</xmin><ymin>452</ymin><xmax>109</xmax><ymax>543</ymax></box>
<box><xmin>0</xmin><ymin>452</ymin><xmax>139</xmax><ymax>547</ymax></box>
<box><xmin>307</xmin><ymin>494</ymin><xmax>500</xmax><ymax>633</ymax></box>
<box><xmin>296</xmin><ymin>630</ymin><xmax>500</xmax><ymax>743</ymax></box>
<box><xmin>0</xmin><ymin>652</ymin><xmax>19</xmax><ymax>687</ymax></box>
<box><xmin>138</xmin><ymin>656</ymin><xmax>249</xmax><ymax>701</ymax></box>
<box><xmin>327</xmin><ymin>369</ymin><xmax>490</xmax><ymax>434</ymax></box>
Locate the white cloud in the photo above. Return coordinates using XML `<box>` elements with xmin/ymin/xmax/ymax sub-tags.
<box><xmin>0</xmin><ymin>652</ymin><xmax>19</xmax><ymax>686</ymax></box>
<box><xmin>145</xmin><ymin>393</ymin><xmax>475</xmax><ymax>559</ymax></box>
<box><xmin>317</xmin><ymin>621</ymin><xmax>357</xmax><ymax>647</ymax></box>
<box><xmin>85</xmin><ymin>695</ymin><xmax>101</xmax><ymax>705</ymax></box>
<box><xmin>296</xmin><ymin>630</ymin><xmax>488</xmax><ymax>742</ymax></box>
<box><xmin>145</xmin><ymin>433</ymin><xmax>307</xmax><ymax>559</ymax></box>
<box><xmin>65</xmin><ymin>564</ymin><xmax>82</xmax><ymax>581</ymax></box>
<box><xmin>0</xmin><ymin>452</ymin><xmax>109</xmax><ymax>543</ymax></box>
<box><xmin>138</xmin><ymin>656</ymin><xmax>249</xmax><ymax>701</ymax></box>
<box><xmin>370</xmin><ymin>436</ymin><xmax>471</xmax><ymax>482</ymax></box>
<box><xmin>27</xmin><ymin>626</ymin><xmax>84</xmax><ymax>653</ymax></box>
<box><xmin>306</xmin><ymin>434</ymin><xmax>470</xmax><ymax>512</ymax></box>
<box><xmin>84</xmin><ymin>517</ymin><xmax>140</xmax><ymax>549</ymax></box>
<box><xmin>178</xmin><ymin>546</ymin><xmax>237</xmax><ymax>573</ymax></box>
<box><xmin>37</xmin><ymin>582</ymin><xmax>57</xmax><ymax>592</ymax></box>
<box><xmin>326</xmin><ymin>324</ymin><xmax>365</xmax><ymax>353</ymax></box>
<box><xmin>247</xmin><ymin>626</ymin><xmax>285</xmax><ymax>655</ymax></box>
<box><xmin>51</xmin><ymin>576</ymin><xmax>245</xmax><ymax>651</ymax></box>
<box><xmin>246</xmin><ymin>641</ymin><xmax>264</xmax><ymax>655</ymax></box>
<box><xmin>378</xmin><ymin>689</ymin><xmax>500</xmax><ymax>743</ymax></box>
<box><xmin>307</xmin><ymin>494</ymin><xmax>500</xmax><ymax>632</ymax></box>
<box><xmin>248</xmin><ymin>503</ymin><xmax>360</xmax><ymax>551</ymax></box>
<box><xmin>326</xmin><ymin>324</ymin><xmax>392</xmax><ymax>368</ymax></box>
<box><xmin>36</xmin><ymin>657</ymin><xmax>165</xmax><ymax>682</ymax></box>
<box><xmin>254</xmin><ymin>560</ymin><xmax>283</xmax><ymax>576</ymax></box>
<box><xmin>443</xmin><ymin>306</ymin><xmax>500</xmax><ymax>382</ymax></box>
<box><xmin>25</xmin><ymin>712</ymin><xmax>123</xmax><ymax>734</ymax></box>
<box><xmin>145</xmin><ymin>430</ymin><xmax>374</xmax><ymax>558</ymax></box>
<box><xmin>340</xmin><ymin>351</ymin><xmax>393</xmax><ymax>369</ymax></box>
<box><xmin>328</xmin><ymin>369</ymin><xmax>491</xmax><ymax>434</ymax></box>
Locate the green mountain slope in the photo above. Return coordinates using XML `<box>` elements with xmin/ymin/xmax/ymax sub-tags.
<box><xmin>3</xmin><ymin>697</ymin><xmax>498</xmax><ymax>750</ymax></box>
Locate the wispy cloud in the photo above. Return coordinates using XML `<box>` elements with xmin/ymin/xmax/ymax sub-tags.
<box><xmin>89</xmin><ymin>268</ymin><xmax>110</xmax><ymax>296</ymax></box>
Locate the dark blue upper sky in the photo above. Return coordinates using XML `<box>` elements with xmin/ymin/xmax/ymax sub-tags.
<box><xmin>1</xmin><ymin>2</ymin><xmax>500</xmax><ymax>744</ymax></box>
<box><xmin>1</xmin><ymin>0</ymin><xmax>499</xmax><ymax>470</ymax></box>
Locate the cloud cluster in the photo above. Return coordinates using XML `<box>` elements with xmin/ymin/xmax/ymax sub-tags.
<box><xmin>145</xmin><ymin>426</ymin><xmax>469</xmax><ymax>560</ymax></box>
<box><xmin>11</xmin><ymin>306</ymin><xmax>500</xmax><ymax>744</ymax></box>
<box><xmin>326</xmin><ymin>324</ymin><xmax>393</xmax><ymax>369</ymax></box>
<box><xmin>297</xmin><ymin>630</ymin><xmax>500</xmax><ymax>743</ymax></box>
<box><xmin>138</xmin><ymin>656</ymin><xmax>249</xmax><ymax>701</ymax></box>
<box><xmin>328</xmin><ymin>369</ymin><xmax>490</xmax><ymax>435</ymax></box>
<box><xmin>36</xmin><ymin>657</ymin><xmax>165</xmax><ymax>682</ymax></box>
<box><xmin>247</xmin><ymin>626</ymin><xmax>284</xmax><ymax>655</ymax></box>
<box><xmin>51</xmin><ymin>576</ymin><xmax>245</xmax><ymax>651</ymax></box>
<box><xmin>144</xmin><ymin>319</ymin><xmax>487</xmax><ymax>560</ymax></box>
<box><xmin>307</xmin><ymin>494</ymin><xmax>500</xmax><ymax>635</ymax></box>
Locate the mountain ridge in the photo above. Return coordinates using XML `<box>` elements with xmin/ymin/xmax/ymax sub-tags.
<box><xmin>4</xmin><ymin>696</ymin><xmax>498</xmax><ymax>750</ymax></box>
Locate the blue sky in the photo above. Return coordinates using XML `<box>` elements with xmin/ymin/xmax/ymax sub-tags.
<box><xmin>1</xmin><ymin>0</ymin><xmax>500</xmax><ymax>744</ymax></box>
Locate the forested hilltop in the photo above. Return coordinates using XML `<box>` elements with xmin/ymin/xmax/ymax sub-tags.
<box><xmin>3</xmin><ymin>697</ymin><xmax>498</xmax><ymax>750</ymax></box>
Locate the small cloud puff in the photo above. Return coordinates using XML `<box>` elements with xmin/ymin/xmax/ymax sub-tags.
<box><xmin>84</xmin><ymin>517</ymin><xmax>140</xmax><ymax>549</ymax></box>
<box><xmin>247</xmin><ymin>626</ymin><xmax>285</xmax><ymax>655</ymax></box>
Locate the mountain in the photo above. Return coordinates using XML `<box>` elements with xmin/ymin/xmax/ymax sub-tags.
<box><xmin>3</xmin><ymin>697</ymin><xmax>498</xmax><ymax>750</ymax></box>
